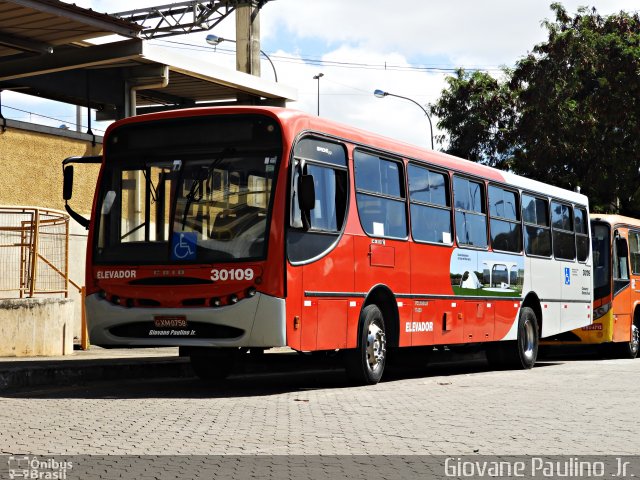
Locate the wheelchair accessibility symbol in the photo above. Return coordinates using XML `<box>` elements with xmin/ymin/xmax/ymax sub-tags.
<box><xmin>172</xmin><ymin>232</ymin><xmax>197</xmax><ymax>260</ymax></box>
<box><xmin>564</xmin><ymin>267</ymin><xmax>571</xmax><ymax>285</ymax></box>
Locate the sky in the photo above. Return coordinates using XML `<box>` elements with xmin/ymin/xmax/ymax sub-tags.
<box><xmin>4</xmin><ymin>0</ymin><xmax>639</xmax><ymax>149</ymax></box>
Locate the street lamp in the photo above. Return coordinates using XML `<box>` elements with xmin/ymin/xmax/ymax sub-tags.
<box><xmin>374</xmin><ymin>89</ymin><xmax>434</xmax><ymax>149</ymax></box>
<box><xmin>206</xmin><ymin>34</ymin><xmax>278</xmax><ymax>82</ymax></box>
<box><xmin>313</xmin><ymin>73</ymin><xmax>324</xmax><ymax>116</ymax></box>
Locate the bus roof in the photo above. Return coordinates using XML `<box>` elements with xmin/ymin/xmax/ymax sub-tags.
<box><xmin>106</xmin><ymin>105</ymin><xmax>589</xmax><ymax>206</ymax></box>
<box><xmin>590</xmin><ymin>214</ymin><xmax>640</xmax><ymax>229</ymax></box>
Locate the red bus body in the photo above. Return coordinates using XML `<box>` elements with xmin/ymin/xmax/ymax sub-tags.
<box><xmin>81</xmin><ymin>107</ymin><xmax>592</xmax><ymax>378</ymax></box>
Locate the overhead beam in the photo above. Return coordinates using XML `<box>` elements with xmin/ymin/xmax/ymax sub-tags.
<box><xmin>8</xmin><ymin>0</ymin><xmax>141</xmax><ymax>38</ymax></box>
<box><xmin>0</xmin><ymin>31</ymin><xmax>53</xmax><ymax>54</ymax></box>
<box><xmin>0</xmin><ymin>39</ymin><xmax>144</xmax><ymax>82</ymax></box>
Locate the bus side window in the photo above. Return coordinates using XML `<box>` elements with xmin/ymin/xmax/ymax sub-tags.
<box><xmin>408</xmin><ymin>164</ymin><xmax>452</xmax><ymax>244</ymax></box>
<box><xmin>630</xmin><ymin>231</ymin><xmax>640</xmax><ymax>275</ymax></box>
<box><xmin>488</xmin><ymin>185</ymin><xmax>521</xmax><ymax>253</ymax></box>
<box><xmin>574</xmin><ymin>207</ymin><xmax>589</xmax><ymax>262</ymax></box>
<box><xmin>522</xmin><ymin>194</ymin><xmax>551</xmax><ymax>257</ymax></box>
<box><xmin>613</xmin><ymin>231</ymin><xmax>631</xmax><ymax>294</ymax></box>
<box><xmin>354</xmin><ymin>150</ymin><xmax>407</xmax><ymax>239</ymax></box>
<box><xmin>453</xmin><ymin>176</ymin><xmax>487</xmax><ymax>248</ymax></box>
<box><xmin>551</xmin><ymin>201</ymin><xmax>576</xmax><ymax>261</ymax></box>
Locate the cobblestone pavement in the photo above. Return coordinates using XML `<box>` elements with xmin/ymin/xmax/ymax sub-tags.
<box><xmin>1</xmin><ymin>352</ymin><xmax>638</xmax><ymax>456</ymax></box>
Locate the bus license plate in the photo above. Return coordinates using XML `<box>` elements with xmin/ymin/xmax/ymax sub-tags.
<box><xmin>153</xmin><ymin>315</ymin><xmax>188</xmax><ymax>328</ymax></box>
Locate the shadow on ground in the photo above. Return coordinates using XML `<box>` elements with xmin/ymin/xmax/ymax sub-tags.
<box><xmin>4</xmin><ymin>348</ymin><xmax>566</xmax><ymax>400</ymax></box>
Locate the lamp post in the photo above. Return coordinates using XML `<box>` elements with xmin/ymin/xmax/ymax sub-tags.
<box><xmin>206</xmin><ymin>34</ymin><xmax>278</xmax><ymax>82</ymax></box>
<box><xmin>374</xmin><ymin>89</ymin><xmax>434</xmax><ymax>149</ymax></box>
<box><xmin>313</xmin><ymin>73</ymin><xmax>324</xmax><ymax>116</ymax></box>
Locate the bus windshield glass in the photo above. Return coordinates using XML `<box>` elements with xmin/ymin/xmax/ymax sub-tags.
<box><xmin>592</xmin><ymin>221</ymin><xmax>611</xmax><ymax>300</ymax></box>
<box><xmin>94</xmin><ymin>114</ymin><xmax>282</xmax><ymax>264</ymax></box>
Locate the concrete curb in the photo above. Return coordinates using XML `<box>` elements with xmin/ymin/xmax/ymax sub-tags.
<box><xmin>0</xmin><ymin>356</ymin><xmax>192</xmax><ymax>392</ymax></box>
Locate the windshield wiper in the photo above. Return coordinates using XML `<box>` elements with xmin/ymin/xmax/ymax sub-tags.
<box><xmin>180</xmin><ymin>151</ymin><xmax>232</xmax><ymax>229</ymax></box>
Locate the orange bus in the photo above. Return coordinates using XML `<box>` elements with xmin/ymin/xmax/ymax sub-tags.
<box><xmin>63</xmin><ymin>107</ymin><xmax>593</xmax><ymax>384</ymax></box>
<box><xmin>546</xmin><ymin>214</ymin><xmax>640</xmax><ymax>357</ymax></box>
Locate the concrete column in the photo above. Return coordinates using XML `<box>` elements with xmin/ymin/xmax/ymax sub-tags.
<box><xmin>235</xmin><ymin>2</ymin><xmax>261</xmax><ymax>77</ymax></box>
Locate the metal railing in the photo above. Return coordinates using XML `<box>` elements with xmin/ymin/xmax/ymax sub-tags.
<box><xmin>0</xmin><ymin>206</ymin><xmax>76</xmax><ymax>298</ymax></box>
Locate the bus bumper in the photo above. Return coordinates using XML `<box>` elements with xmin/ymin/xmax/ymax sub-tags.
<box><xmin>85</xmin><ymin>292</ymin><xmax>286</xmax><ymax>348</ymax></box>
<box><xmin>541</xmin><ymin>312</ymin><xmax>613</xmax><ymax>345</ymax></box>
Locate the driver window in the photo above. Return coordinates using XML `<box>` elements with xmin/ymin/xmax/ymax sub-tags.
<box><xmin>288</xmin><ymin>138</ymin><xmax>348</xmax><ymax>263</ymax></box>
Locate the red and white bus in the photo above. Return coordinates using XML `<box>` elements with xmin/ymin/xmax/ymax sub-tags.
<box><xmin>63</xmin><ymin>107</ymin><xmax>593</xmax><ymax>384</ymax></box>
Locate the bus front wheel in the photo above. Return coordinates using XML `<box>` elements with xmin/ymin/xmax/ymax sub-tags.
<box><xmin>486</xmin><ymin>306</ymin><xmax>539</xmax><ymax>370</ymax></box>
<box><xmin>344</xmin><ymin>304</ymin><xmax>387</xmax><ymax>385</ymax></box>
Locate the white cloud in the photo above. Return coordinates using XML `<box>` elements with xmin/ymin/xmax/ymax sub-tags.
<box><xmin>262</xmin><ymin>0</ymin><xmax>640</xmax><ymax>66</ymax></box>
<box><xmin>5</xmin><ymin>0</ymin><xmax>640</xmax><ymax>149</ymax></box>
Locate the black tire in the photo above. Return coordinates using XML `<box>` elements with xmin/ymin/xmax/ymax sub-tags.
<box><xmin>344</xmin><ymin>304</ymin><xmax>387</xmax><ymax>385</ymax></box>
<box><xmin>486</xmin><ymin>306</ymin><xmax>539</xmax><ymax>370</ymax></box>
<box><xmin>190</xmin><ymin>348</ymin><xmax>236</xmax><ymax>382</ymax></box>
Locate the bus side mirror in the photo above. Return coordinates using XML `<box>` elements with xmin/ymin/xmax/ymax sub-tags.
<box><xmin>298</xmin><ymin>174</ymin><xmax>316</xmax><ymax>212</ymax></box>
<box><xmin>63</xmin><ymin>165</ymin><xmax>74</xmax><ymax>201</ymax></box>
<box><xmin>616</xmin><ymin>236</ymin><xmax>629</xmax><ymax>258</ymax></box>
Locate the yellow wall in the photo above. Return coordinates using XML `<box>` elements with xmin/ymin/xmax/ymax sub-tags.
<box><xmin>0</xmin><ymin>124</ymin><xmax>102</xmax><ymax>214</ymax></box>
<box><xmin>0</xmin><ymin>123</ymin><xmax>102</xmax><ymax>339</ymax></box>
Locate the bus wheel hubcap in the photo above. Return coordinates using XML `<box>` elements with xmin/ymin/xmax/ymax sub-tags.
<box><xmin>522</xmin><ymin>319</ymin><xmax>536</xmax><ymax>362</ymax></box>
<box><xmin>366</xmin><ymin>323</ymin><xmax>386</xmax><ymax>372</ymax></box>
<box><xmin>632</xmin><ymin>324</ymin><xmax>639</xmax><ymax>354</ymax></box>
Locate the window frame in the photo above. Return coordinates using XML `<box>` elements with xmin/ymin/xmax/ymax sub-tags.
<box><xmin>452</xmin><ymin>174</ymin><xmax>488</xmax><ymax>250</ymax></box>
<box><xmin>574</xmin><ymin>206</ymin><xmax>590</xmax><ymax>264</ymax></box>
<box><xmin>407</xmin><ymin>162</ymin><xmax>453</xmax><ymax>246</ymax></box>
<box><xmin>550</xmin><ymin>200</ymin><xmax>577</xmax><ymax>262</ymax></box>
<box><xmin>488</xmin><ymin>183</ymin><xmax>522</xmax><ymax>254</ymax></box>
<box><xmin>630</xmin><ymin>229</ymin><xmax>640</xmax><ymax>276</ymax></box>
<box><xmin>521</xmin><ymin>192</ymin><xmax>552</xmax><ymax>259</ymax></box>
<box><xmin>290</xmin><ymin>137</ymin><xmax>349</xmax><ymax>235</ymax></box>
<box><xmin>287</xmin><ymin>135</ymin><xmax>350</xmax><ymax>265</ymax></box>
<box><xmin>354</xmin><ymin>148</ymin><xmax>408</xmax><ymax>241</ymax></box>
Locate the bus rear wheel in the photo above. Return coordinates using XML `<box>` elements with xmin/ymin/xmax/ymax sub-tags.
<box><xmin>189</xmin><ymin>348</ymin><xmax>236</xmax><ymax>382</ymax></box>
<box><xmin>345</xmin><ymin>304</ymin><xmax>387</xmax><ymax>385</ymax></box>
<box><xmin>486</xmin><ymin>306</ymin><xmax>539</xmax><ymax>370</ymax></box>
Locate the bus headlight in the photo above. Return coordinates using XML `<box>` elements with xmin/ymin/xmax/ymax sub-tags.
<box><xmin>593</xmin><ymin>302</ymin><xmax>611</xmax><ymax>320</ymax></box>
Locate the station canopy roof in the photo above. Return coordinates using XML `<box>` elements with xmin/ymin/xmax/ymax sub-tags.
<box><xmin>0</xmin><ymin>0</ymin><xmax>296</xmax><ymax>119</ymax></box>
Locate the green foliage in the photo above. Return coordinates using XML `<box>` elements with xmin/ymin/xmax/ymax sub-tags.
<box><xmin>432</xmin><ymin>3</ymin><xmax>640</xmax><ymax>216</ymax></box>
<box><xmin>430</xmin><ymin>68</ymin><xmax>515</xmax><ymax>168</ymax></box>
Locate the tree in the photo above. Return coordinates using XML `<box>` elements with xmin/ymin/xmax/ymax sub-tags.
<box><xmin>430</xmin><ymin>68</ymin><xmax>514</xmax><ymax>168</ymax></box>
<box><xmin>432</xmin><ymin>3</ymin><xmax>640</xmax><ymax>216</ymax></box>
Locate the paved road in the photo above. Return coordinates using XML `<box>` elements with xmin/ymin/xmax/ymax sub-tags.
<box><xmin>1</xmin><ymin>350</ymin><xmax>638</xmax><ymax>456</ymax></box>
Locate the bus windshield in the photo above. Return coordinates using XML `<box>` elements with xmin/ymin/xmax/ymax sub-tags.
<box><xmin>94</xmin><ymin>114</ymin><xmax>281</xmax><ymax>264</ymax></box>
<box><xmin>592</xmin><ymin>221</ymin><xmax>611</xmax><ymax>300</ymax></box>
